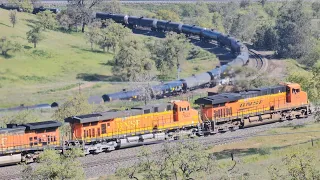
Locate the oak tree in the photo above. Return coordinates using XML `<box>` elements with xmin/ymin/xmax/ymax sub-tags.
<box><xmin>9</xmin><ymin>10</ymin><xmax>18</xmax><ymax>28</ymax></box>
<box><xmin>26</xmin><ymin>26</ymin><xmax>44</xmax><ymax>48</ymax></box>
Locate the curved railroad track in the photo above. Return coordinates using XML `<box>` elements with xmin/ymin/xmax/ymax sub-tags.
<box><xmin>248</xmin><ymin>49</ymin><xmax>264</xmax><ymax>70</ymax></box>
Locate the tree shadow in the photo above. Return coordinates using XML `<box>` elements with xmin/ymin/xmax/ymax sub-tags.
<box><xmin>0</xmin><ymin>22</ymin><xmax>11</xmax><ymax>27</ymax></box>
<box><xmin>23</xmin><ymin>18</ymin><xmax>39</xmax><ymax>29</ymax></box>
<box><xmin>69</xmin><ymin>45</ymin><xmax>107</xmax><ymax>54</ymax></box>
<box><xmin>212</xmin><ymin>138</ymin><xmax>317</xmax><ymax>161</ymax></box>
<box><xmin>24</xmin><ymin>45</ymin><xmax>32</xmax><ymax>50</ymax></box>
<box><xmin>76</xmin><ymin>73</ymin><xmax>120</xmax><ymax>82</ymax></box>
<box><xmin>100</xmin><ymin>61</ymin><xmax>114</xmax><ymax>66</ymax></box>
<box><xmin>0</xmin><ymin>54</ymin><xmax>14</xmax><ymax>59</ymax></box>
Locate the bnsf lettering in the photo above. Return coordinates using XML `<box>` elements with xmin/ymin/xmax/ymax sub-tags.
<box><xmin>118</xmin><ymin>119</ymin><xmax>140</xmax><ymax>131</ymax></box>
<box><xmin>240</xmin><ymin>100</ymin><xmax>262</xmax><ymax>108</ymax></box>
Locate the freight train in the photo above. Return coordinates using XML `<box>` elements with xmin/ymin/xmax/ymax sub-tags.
<box><xmin>0</xmin><ymin>83</ymin><xmax>312</xmax><ymax>165</ymax></box>
<box><xmin>0</xmin><ymin>4</ymin><xmax>60</xmax><ymax>14</ymax></box>
<box><xmin>95</xmin><ymin>12</ymin><xmax>250</xmax><ymax>102</ymax></box>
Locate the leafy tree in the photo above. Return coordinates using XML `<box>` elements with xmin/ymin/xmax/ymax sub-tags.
<box><xmin>85</xmin><ymin>21</ymin><xmax>101</xmax><ymax>51</ymax></box>
<box><xmin>151</xmin><ymin>32</ymin><xmax>191</xmax><ymax>79</ymax></box>
<box><xmin>26</xmin><ymin>26</ymin><xmax>44</xmax><ymax>48</ymax></box>
<box><xmin>268</xmin><ymin>149</ymin><xmax>320</xmax><ymax>180</ymax></box>
<box><xmin>56</xmin><ymin>9</ymin><xmax>81</xmax><ymax>32</ymax></box>
<box><xmin>287</xmin><ymin>61</ymin><xmax>320</xmax><ymax>103</ymax></box>
<box><xmin>36</xmin><ymin>10</ymin><xmax>57</xmax><ymax>30</ymax></box>
<box><xmin>9</xmin><ymin>10</ymin><xmax>18</xmax><ymax>28</ymax></box>
<box><xmin>229</xmin><ymin>6</ymin><xmax>269</xmax><ymax>42</ymax></box>
<box><xmin>260</xmin><ymin>0</ymin><xmax>267</xmax><ymax>7</ymax></box>
<box><xmin>52</xmin><ymin>93</ymin><xmax>95</xmax><ymax>122</ymax></box>
<box><xmin>97</xmin><ymin>28</ymin><xmax>113</xmax><ymax>52</ymax></box>
<box><xmin>22</xmin><ymin>149</ymin><xmax>85</xmax><ymax>180</ymax></box>
<box><xmin>218</xmin><ymin>2</ymin><xmax>240</xmax><ymax>34</ymax></box>
<box><xmin>253</xmin><ymin>24</ymin><xmax>278</xmax><ymax>50</ymax></box>
<box><xmin>0</xmin><ymin>110</ymin><xmax>38</xmax><ymax>128</ymax></box>
<box><xmin>67</xmin><ymin>0</ymin><xmax>103</xmax><ymax>33</ymax></box>
<box><xmin>9</xmin><ymin>0</ymin><xmax>33</xmax><ymax>13</ymax></box>
<box><xmin>311</xmin><ymin>2</ymin><xmax>320</xmax><ymax>18</ymax></box>
<box><xmin>116</xmin><ymin>141</ymin><xmax>223</xmax><ymax>180</ymax></box>
<box><xmin>275</xmin><ymin>0</ymin><xmax>312</xmax><ymax>60</ymax></box>
<box><xmin>240</xmin><ymin>0</ymin><xmax>251</xmax><ymax>8</ymax></box>
<box><xmin>211</xmin><ymin>12</ymin><xmax>225</xmax><ymax>33</ymax></box>
<box><xmin>112</xmin><ymin>36</ymin><xmax>155</xmax><ymax>82</ymax></box>
<box><xmin>156</xmin><ymin>9</ymin><xmax>180</xmax><ymax>22</ymax></box>
<box><xmin>103</xmin><ymin>0</ymin><xmax>121</xmax><ymax>14</ymax></box>
<box><xmin>99</xmin><ymin>21</ymin><xmax>131</xmax><ymax>53</ymax></box>
<box><xmin>0</xmin><ymin>36</ymin><xmax>21</xmax><ymax>56</ymax></box>
<box><xmin>183</xmin><ymin>1</ymin><xmax>212</xmax><ymax>28</ymax></box>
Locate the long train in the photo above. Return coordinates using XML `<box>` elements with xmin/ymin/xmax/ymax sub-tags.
<box><xmin>95</xmin><ymin>12</ymin><xmax>249</xmax><ymax>102</ymax></box>
<box><xmin>0</xmin><ymin>83</ymin><xmax>312</xmax><ymax>166</ymax></box>
<box><xmin>0</xmin><ymin>6</ymin><xmax>248</xmax><ymax>110</ymax></box>
<box><xmin>0</xmin><ymin>4</ymin><xmax>60</xmax><ymax>14</ymax></box>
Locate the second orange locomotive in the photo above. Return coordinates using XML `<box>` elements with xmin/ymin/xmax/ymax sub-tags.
<box><xmin>65</xmin><ymin>82</ymin><xmax>311</xmax><ymax>154</ymax></box>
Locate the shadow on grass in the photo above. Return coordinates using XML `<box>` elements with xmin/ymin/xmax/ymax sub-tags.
<box><xmin>0</xmin><ymin>54</ymin><xmax>13</xmax><ymax>59</ymax></box>
<box><xmin>0</xmin><ymin>22</ymin><xmax>11</xmax><ymax>27</ymax></box>
<box><xmin>77</xmin><ymin>73</ymin><xmax>120</xmax><ymax>82</ymax></box>
<box><xmin>100</xmin><ymin>61</ymin><xmax>114</xmax><ymax>66</ymax></box>
<box><xmin>213</xmin><ymin>137</ymin><xmax>318</xmax><ymax>161</ymax></box>
<box><xmin>69</xmin><ymin>45</ymin><xmax>106</xmax><ymax>54</ymax></box>
<box><xmin>24</xmin><ymin>18</ymin><xmax>38</xmax><ymax>29</ymax></box>
<box><xmin>24</xmin><ymin>45</ymin><xmax>32</xmax><ymax>50</ymax></box>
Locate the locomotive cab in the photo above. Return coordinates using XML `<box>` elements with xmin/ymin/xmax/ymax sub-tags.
<box><xmin>285</xmin><ymin>83</ymin><xmax>308</xmax><ymax>105</ymax></box>
<box><xmin>173</xmin><ymin>101</ymin><xmax>198</xmax><ymax>123</ymax></box>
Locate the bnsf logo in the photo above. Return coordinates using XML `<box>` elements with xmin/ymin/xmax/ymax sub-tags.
<box><xmin>240</xmin><ymin>100</ymin><xmax>262</xmax><ymax>107</ymax></box>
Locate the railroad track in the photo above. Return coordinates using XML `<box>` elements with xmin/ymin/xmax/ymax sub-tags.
<box><xmin>38</xmin><ymin>0</ymin><xmax>318</xmax><ymax>5</ymax></box>
<box><xmin>82</xmin><ymin>128</ymin><xmax>269</xmax><ymax>169</ymax></box>
<box><xmin>1</xmin><ymin>173</ymin><xmax>22</xmax><ymax>180</ymax></box>
<box><xmin>249</xmin><ymin>49</ymin><xmax>264</xmax><ymax>70</ymax></box>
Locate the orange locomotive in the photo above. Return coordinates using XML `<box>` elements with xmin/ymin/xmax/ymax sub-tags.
<box><xmin>0</xmin><ymin>121</ymin><xmax>62</xmax><ymax>165</ymax></box>
<box><xmin>195</xmin><ymin>82</ymin><xmax>311</xmax><ymax>133</ymax></box>
<box><xmin>65</xmin><ymin>101</ymin><xmax>200</xmax><ymax>154</ymax></box>
<box><xmin>65</xmin><ymin>82</ymin><xmax>311</xmax><ymax>155</ymax></box>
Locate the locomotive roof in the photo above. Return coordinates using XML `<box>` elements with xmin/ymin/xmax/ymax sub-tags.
<box><xmin>23</xmin><ymin>121</ymin><xmax>62</xmax><ymax>130</ymax></box>
<box><xmin>195</xmin><ymin>85</ymin><xmax>286</xmax><ymax>105</ymax></box>
<box><xmin>0</xmin><ymin>126</ymin><xmax>26</xmax><ymax>134</ymax></box>
<box><xmin>65</xmin><ymin>103</ymin><xmax>174</xmax><ymax>124</ymax></box>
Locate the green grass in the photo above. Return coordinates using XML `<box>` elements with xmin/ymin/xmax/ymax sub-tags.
<box><xmin>211</xmin><ymin>121</ymin><xmax>320</xmax><ymax>180</ymax></box>
<box><xmin>0</xmin><ymin>9</ymin><xmax>219</xmax><ymax>108</ymax></box>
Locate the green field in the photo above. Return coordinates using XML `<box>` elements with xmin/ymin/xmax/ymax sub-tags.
<box><xmin>211</xmin><ymin>121</ymin><xmax>320</xmax><ymax>179</ymax></box>
<box><xmin>102</xmin><ymin>120</ymin><xmax>320</xmax><ymax>180</ymax></box>
<box><xmin>0</xmin><ymin>9</ymin><xmax>219</xmax><ymax>108</ymax></box>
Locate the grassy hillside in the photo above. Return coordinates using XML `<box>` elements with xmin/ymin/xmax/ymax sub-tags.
<box><xmin>0</xmin><ymin>9</ymin><xmax>219</xmax><ymax>108</ymax></box>
<box><xmin>103</xmin><ymin>121</ymin><xmax>320</xmax><ymax>180</ymax></box>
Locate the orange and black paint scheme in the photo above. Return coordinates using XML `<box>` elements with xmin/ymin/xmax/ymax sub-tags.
<box><xmin>0</xmin><ymin>121</ymin><xmax>62</xmax><ymax>154</ymax></box>
<box><xmin>195</xmin><ymin>82</ymin><xmax>310</xmax><ymax>132</ymax></box>
<box><xmin>0</xmin><ymin>83</ymin><xmax>312</xmax><ymax>164</ymax></box>
<box><xmin>65</xmin><ymin>101</ymin><xmax>199</xmax><ymax>142</ymax></box>
<box><xmin>65</xmin><ymin>82</ymin><xmax>311</xmax><ymax>150</ymax></box>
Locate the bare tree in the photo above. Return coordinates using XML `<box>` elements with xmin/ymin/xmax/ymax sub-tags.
<box><xmin>9</xmin><ymin>10</ymin><xmax>17</xmax><ymax>28</ymax></box>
